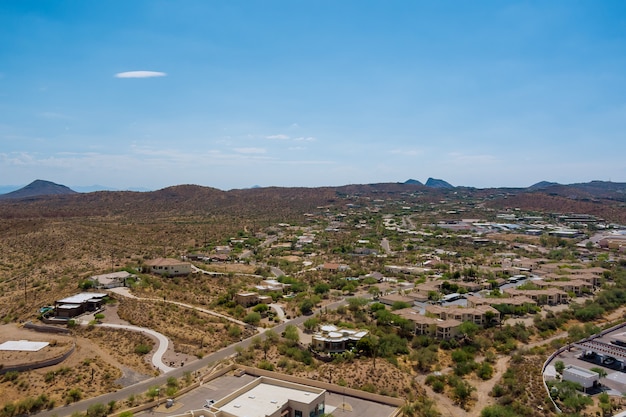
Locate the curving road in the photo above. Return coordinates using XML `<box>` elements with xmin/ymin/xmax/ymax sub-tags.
<box><xmin>98</xmin><ymin>323</ymin><xmax>175</xmax><ymax>373</ymax></box>
<box><xmin>34</xmin><ymin>298</ymin><xmax>348</xmax><ymax>417</ymax></box>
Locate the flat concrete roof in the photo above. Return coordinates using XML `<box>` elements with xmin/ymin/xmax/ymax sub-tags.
<box><xmin>218</xmin><ymin>381</ymin><xmax>323</xmax><ymax>417</ymax></box>
<box><xmin>57</xmin><ymin>293</ymin><xmax>107</xmax><ymax>304</ymax></box>
<box><xmin>0</xmin><ymin>340</ymin><xmax>49</xmax><ymax>351</ymax></box>
<box><xmin>565</xmin><ymin>365</ymin><xmax>599</xmax><ymax>380</ymax></box>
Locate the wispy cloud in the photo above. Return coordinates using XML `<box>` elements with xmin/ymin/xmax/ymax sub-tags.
<box><xmin>293</xmin><ymin>137</ymin><xmax>316</xmax><ymax>142</ymax></box>
<box><xmin>114</xmin><ymin>71</ymin><xmax>167</xmax><ymax>79</ymax></box>
<box><xmin>265</xmin><ymin>134</ymin><xmax>289</xmax><ymax>140</ymax></box>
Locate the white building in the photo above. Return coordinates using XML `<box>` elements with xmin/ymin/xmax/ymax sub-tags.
<box><xmin>562</xmin><ymin>365</ymin><xmax>599</xmax><ymax>390</ymax></box>
<box><xmin>206</xmin><ymin>376</ymin><xmax>326</xmax><ymax>417</ymax></box>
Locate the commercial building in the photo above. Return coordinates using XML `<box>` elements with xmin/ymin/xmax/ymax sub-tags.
<box><xmin>206</xmin><ymin>376</ymin><xmax>326</xmax><ymax>417</ymax></box>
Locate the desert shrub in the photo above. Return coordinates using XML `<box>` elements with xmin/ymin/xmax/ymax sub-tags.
<box><xmin>2</xmin><ymin>372</ymin><xmax>19</xmax><ymax>383</ymax></box>
<box><xmin>476</xmin><ymin>362</ymin><xmax>494</xmax><ymax>380</ymax></box>
<box><xmin>243</xmin><ymin>312</ymin><xmax>261</xmax><ymax>325</ymax></box>
<box><xmin>86</xmin><ymin>403</ymin><xmax>107</xmax><ymax>417</ymax></box>
<box><xmin>258</xmin><ymin>361</ymin><xmax>274</xmax><ymax>371</ymax></box>
<box><xmin>134</xmin><ymin>344</ymin><xmax>151</xmax><ymax>355</ymax></box>
<box><xmin>228</xmin><ymin>325</ymin><xmax>242</xmax><ymax>338</ymax></box>
<box><xmin>66</xmin><ymin>388</ymin><xmax>82</xmax><ymax>404</ymax></box>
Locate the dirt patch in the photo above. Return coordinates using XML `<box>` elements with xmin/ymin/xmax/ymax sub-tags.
<box><xmin>0</xmin><ymin>324</ymin><xmax>74</xmax><ymax>367</ymax></box>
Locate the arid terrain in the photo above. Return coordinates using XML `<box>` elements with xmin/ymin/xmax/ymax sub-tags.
<box><xmin>1</xmin><ymin>181</ymin><xmax>626</xmax><ymax>416</ymax></box>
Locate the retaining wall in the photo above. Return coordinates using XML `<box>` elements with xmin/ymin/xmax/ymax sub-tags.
<box><xmin>0</xmin><ymin>342</ymin><xmax>75</xmax><ymax>375</ymax></box>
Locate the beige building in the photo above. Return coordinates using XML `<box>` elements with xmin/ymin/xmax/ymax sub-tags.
<box><xmin>235</xmin><ymin>292</ymin><xmax>272</xmax><ymax>307</ymax></box>
<box><xmin>394</xmin><ymin>308</ymin><xmax>461</xmax><ymax>340</ymax></box>
<box><xmin>144</xmin><ymin>258</ymin><xmax>192</xmax><ymax>276</ymax></box>
<box><xmin>425</xmin><ymin>305</ymin><xmax>500</xmax><ymax>326</ymax></box>
<box><xmin>533</xmin><ymin>279</ymin><xmax>592</xmax><ymax>296</ymax></box>
<box><xmin>504</xmin><ymin>287</ymin><xmax>568</xmax><ymax>305</ymax></box>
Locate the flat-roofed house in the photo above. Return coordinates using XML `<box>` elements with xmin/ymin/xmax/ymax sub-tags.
<box><xmin>235</xmin><ymin>292</ymin><xmax>272</xmax><ymax>307</ymax></box>
<box><xmin>55</xmin><ymin>292</ymin><xmax>107</xmax><ymax>318</ymax></box>
<box><xmin>209</xmin><ymin>376</ymin><xmax>327</xmax><ymax>417</ymax></box>
<box><xmin>311</xmin><ymin>324</ymin><xmax>368</xmax><ymax>353</ymax></box>
<box><xmin>88</xmin><ymin>271</ymin><xmax>133</xmax><ymax>289</ymax></box>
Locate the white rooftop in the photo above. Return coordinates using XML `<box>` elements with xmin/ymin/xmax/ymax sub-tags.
<box><xmin>218</xmin><ymin>381</ymin><xmax>323</xmax><ymax>417</ymax></box>
<box><xmin>0</xmin><ymin>340</ymin><xmax>49</xmax><ymax>351</ymax></box>
<box><xmin>57</xmin><ymin>293</ymin><xmax>107</xmax><ymax>304</ymax></box>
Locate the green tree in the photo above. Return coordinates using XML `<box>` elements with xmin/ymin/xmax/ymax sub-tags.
<box><xmin>252</xmin><ymin>303</ymin><xmax>269</xmax><ymax>314</ymax></box>
<box><xmin>283</xmin><ymin>324</ymin><xmax>300</xmax><ymax>345</ymax></box>
<box><xmin>243</xmin><ymin>312</ymin><xmax>261</xmax><ymax>325</ymax></box>
<box><xmin>554</xmin><ymin>360</ymin><xmax>565</xmax><ymax>374</ymax></box>
<box><xmin>299</xmin><ymin>298</ymin><xmax>315</xmax><ymax>315</ymax></box>
<box><xmin>303</xmin><ymin>317</ymin><xmax>319</xmax><ymax>332</ymax></box>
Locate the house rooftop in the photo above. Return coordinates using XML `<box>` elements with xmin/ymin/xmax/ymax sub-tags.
<box><xmin>215</xmin><ymin>377</ymin><xmax>324</xmax><ymax>417</ymax></box>
<box><xmin>57</xmin><ymin>293</ymin><xmax>107</xmax><ymax>304</ymax></box>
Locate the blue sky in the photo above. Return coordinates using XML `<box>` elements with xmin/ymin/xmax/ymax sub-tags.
<box><xmin>1</xmin><ymin>1</ymin><xmax>625</xmax><ymax>191</ymax></box>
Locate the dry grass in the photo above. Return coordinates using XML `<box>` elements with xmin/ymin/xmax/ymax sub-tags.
<box><xmin>116</xmin><ymin>298</ymin><xmax>255</xmax><ymax>357</ymax></box>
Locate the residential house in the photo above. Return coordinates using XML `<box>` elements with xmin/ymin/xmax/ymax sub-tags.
<box><xmin>54</xmin><ymin>292</ymin><xmax>107</xmax><ymax>318</ymax></box>
<box><xmin>533</xmin><ymin>279</ymin><xmax>592</xmax><ymax>296</ymax></box>
<box><xmin>88</xmin><ymin>271</ymin><xmax>133</xmax><ymax>289</ymax></box>
<box><xmin>466</xmin><ymin>295</ymin><xmax>537</xmax><ymax>309</ymax></box>
<box><xmin>425</xmin><ymin>305</ymin><xmax>500</xmax><ymax>326</ymax></box>
<box><xmin>504</xmin><ymin>287</ymin><xmax>569</xmax><ymax>305</ymax></box>
<box><xmin>255</xmin><ymin>279</ymin><xmax>290</xmax><ymax>293</ymax></box>
<box><xmin>378</xmin><ymin>293</ymin><xmax>415</xmax><ymax>307</ymax></box>
<box><xmin>393</xmin><ymin>308</ymin><xmax>462</xmax><ymax>340</ymax></box>
<box><xmin>318</xmin><ymin>263</ymin><xmax>350</xmax><ymax>272</ymax></box>
<box><xmin>311</xmin><ymin>324</ymin><xmax>368</xmax><ymax>354</ymax></box>
<box><xmin>144</xmin><ymin>258</ymin><xmax>192</xmax><ymax>276</ymax></box>
<box><xmin>235</xmin><ymin>292</ymin><xmax>272</xmax><ymax>308</ymax></box>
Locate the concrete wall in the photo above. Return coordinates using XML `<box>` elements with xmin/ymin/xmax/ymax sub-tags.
<box><xmin>0</xmin><ymin>342</ymin><xmax>75</xmax><ymax>375</ymax></box>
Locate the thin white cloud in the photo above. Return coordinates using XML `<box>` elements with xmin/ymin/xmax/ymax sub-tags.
<box><xmin>114</xmin><ymin>71</ymin><xmax>167</xmax><ymax>79</ymax></box>
<box><xmin>293</xmin><ymin>137</ymin><xmax>316</xmax><ymax>142</ymax></box>
<box><xmin>234</xmin><ymin>147</ymin><xmax>266</xmax><ymax>154</ymax></box>
<box><xmin>265</xmin><ymin>134</ymin><xmax>289</xmax><ymax>140</ymax></box>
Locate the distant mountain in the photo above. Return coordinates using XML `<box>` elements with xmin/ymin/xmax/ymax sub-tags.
<box><xmin>0</xmin><ymin>179</ymin><xmax>77</xmax><ymax>200</ymax></box>
<box><xmin>0</xmin><ymin>185</ymin><xmax>21</xmax><ymax>194</ymax></box>
<box><xmin>71</xmin><ymin>185</ymin><xmax>152</xmax><ymax>193</ymax></box>
<box><xmin>425</xmin><ymin>177</ymin><xmax>454</xmax><ymax>189</ymax></box>
<box><xmin>528</xmin><ymin>181</ymin><xmax>559</xmax><ymax>190</ymax></box>
<box><xmin>404</xmin><ymin>179</ymin><xmax>423</xmax><ymax>186</ymax></box>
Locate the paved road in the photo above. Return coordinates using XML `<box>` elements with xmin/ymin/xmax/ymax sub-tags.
<box><xmin>34</xmin><ymin>298</ymin><xmax>348</xmax><ymax>417</ymax></box>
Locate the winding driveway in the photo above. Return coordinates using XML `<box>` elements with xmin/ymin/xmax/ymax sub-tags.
<box><xmin>98</xmin><ymin>323</ymin><xmax>175</xmax><ymax>373</ymax></box>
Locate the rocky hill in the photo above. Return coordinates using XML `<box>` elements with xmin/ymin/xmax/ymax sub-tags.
<box><xmin>0</xmin><ymin>179</ymin><xmax>77</xmax><ymax>200</ymax></box>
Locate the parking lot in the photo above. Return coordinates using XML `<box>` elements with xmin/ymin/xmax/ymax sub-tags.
<box><xmin>548</xmin><ymin>325</ymin><xmax>626</xmax><ymax>396</ymax></box>
<box><xmin>137</xmin><ymin>373</ymin><xmax>399</xmax><ymax>417</ymax></box>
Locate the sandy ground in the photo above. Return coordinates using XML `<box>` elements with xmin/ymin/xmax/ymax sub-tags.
<box><xmin>0</xmin><ymin>323</ymin><xmax>75</xmax><ymax>366</ymax></box>
<box><xmin>99</xmin><ymin>303</ymin><xmax>196</xmax><ymax>370</ymax></box>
